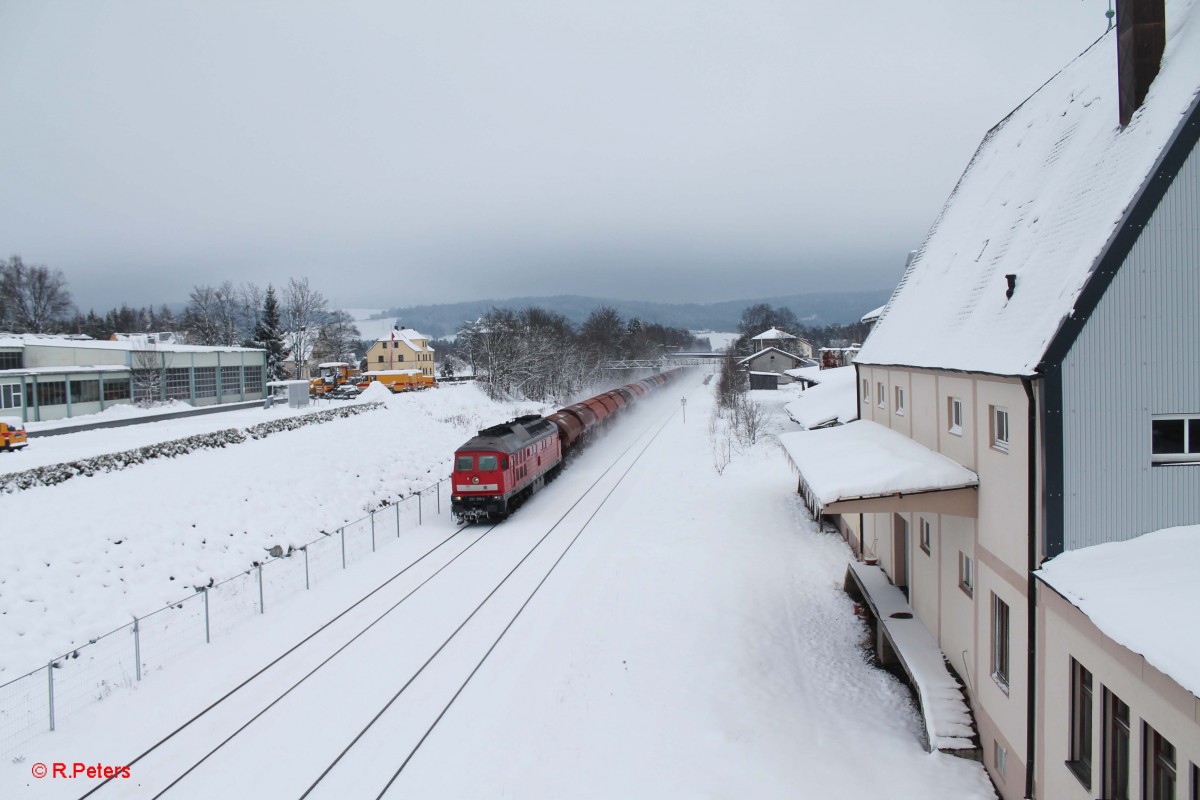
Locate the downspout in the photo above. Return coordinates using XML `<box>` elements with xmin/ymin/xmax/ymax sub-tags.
<box><xmin>1022</xmin><ymin>377</ymin><xmax>1038</xmax><ymax>799</ymax></box>
<box><xmin>855</xmin><ymin>363</ymin><xmax>865</xmax><ymax>561</ymax></box>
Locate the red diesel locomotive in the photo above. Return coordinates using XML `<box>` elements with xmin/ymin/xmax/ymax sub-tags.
<box><xmin>451</xmin><ymin>368</ymin><xmax>683</xmax><ymax>522</ymax></box>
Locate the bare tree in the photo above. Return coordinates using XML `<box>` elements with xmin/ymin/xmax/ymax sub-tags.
<box><xmin>0</xmin><ymin>256</ymin><xmax>75</xmax><ymax>333</ymax></box>
<box><xmin>131</xmin><ymin>341</ymin><xmax>164</xmax><ymax>406</ymax></box>
<box><xmin>281</xmin><ymin>278</ymin><xmax>328</xmax><ymax>379</ymax></box>
<box><xmin>312</xmin><ymin>309</ymin><xmax>361</xmax><ymax>364</ymax></box>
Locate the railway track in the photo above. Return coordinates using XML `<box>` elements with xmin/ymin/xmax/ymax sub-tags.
<box><xmin>71</xmin><ymin>387</ymin><xmax>687</xmax><ymax>800</ymax></box>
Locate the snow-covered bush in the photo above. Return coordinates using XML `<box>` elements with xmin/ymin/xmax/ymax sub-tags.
<box><xmin>0</xmin><ymin>403</ymin><xmax>383</xmax><ymax>493</ymax></box>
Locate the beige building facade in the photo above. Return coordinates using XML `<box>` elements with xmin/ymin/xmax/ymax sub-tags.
<box><xmin>364</xmin><ymin>328</ymin><xmax>435</xmax><ymax>378</ymax></box>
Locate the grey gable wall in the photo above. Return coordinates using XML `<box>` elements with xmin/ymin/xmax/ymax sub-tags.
<box><xmin>1058</xmin><ymin>132</ymin><xmax>1200</xmax><ymax>551</ymax></box>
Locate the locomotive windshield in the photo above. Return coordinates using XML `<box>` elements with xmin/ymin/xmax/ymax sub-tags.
<box><xmin>455</xmin><ymin>455</ymin><xmax>473</xmax><ymax>470</ymax></box>
<box><xmin>478</xmin><ymin>455</ymin><xmax>499</xmax><ymax>470</ymax></box>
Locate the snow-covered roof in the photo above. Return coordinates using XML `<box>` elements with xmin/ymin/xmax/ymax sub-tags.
<box><xmin>381</xmin><ymin>328</ymin><xmax>432</xmax><ymax>352</ymax></box>
<box><xmin>856</xmin><ymin>5</ymin><xmax>1200</xmax><ymax>376</ymax></box>
<box><xmin>1037</xmin><ymin>524</ymin><xmax>1200</xmax><ymax>699</ymax></box>
<box><xmin>779</xmin><ymin>421</ymin><xmax>978</xmax><ymax>510</ymax></box>
<box><xmin>0</xmin><ymin>365</ymin><xmax>130</xmax><ymax>376</ymax></box>
<box><xmin>737</xmin><ymin>346</ymin><xmax>806</xmax><ymax>367</ymax></box>
<box><xmin>784</xmin><ymin>366</ymin><xmax>857</xmax><ymax>429</ymax></box>
<box><xmin>860</xmin><ymin>305</ymin><xmax>886</xmax><ymax>324</ymax></box>
<box><xmin>784</xmin><ymin>365</ymin><xmax>832</xmax><ymax>383</ymax></box>
<box><xmin>5</xmin><ymin>334</ymin><xmax>259</xmax><ymax>354</ymax></box>
<box><xmin>752</xmin><ymin>327</ymin><xmax>796</xmax><ymax>341</ymax></box>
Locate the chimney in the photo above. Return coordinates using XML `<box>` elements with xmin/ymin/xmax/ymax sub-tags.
<box><xmin>1117</xmin><ymin>0</ymin><xmax>1166</xmax><ymax>126</ymax></box>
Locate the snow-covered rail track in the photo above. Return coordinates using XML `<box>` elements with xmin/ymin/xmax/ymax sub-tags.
<box><xmin>70</xmin><ymin>389</ymin><xmax>684</xmax><ymax>800</ymax></box>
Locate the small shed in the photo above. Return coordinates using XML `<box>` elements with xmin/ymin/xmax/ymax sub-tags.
<box><xmin>748</xmin><ymin>371</ymin><xmax>779</xmax><ymax>391</ymax></box>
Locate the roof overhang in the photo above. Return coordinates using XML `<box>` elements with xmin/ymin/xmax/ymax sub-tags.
<box><xmin>779</xmin><ymin>421</ymin><xmax>979</xmax><ymax>518</ymax></box>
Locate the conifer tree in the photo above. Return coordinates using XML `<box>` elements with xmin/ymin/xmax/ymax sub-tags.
<box><xmin>254</xmin><ymin>285</ymin><xmax>289</xmax><ymax>381</ymax></box>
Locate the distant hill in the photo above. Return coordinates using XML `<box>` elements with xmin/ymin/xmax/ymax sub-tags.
<box><xmin>365</xmin><ymin>291</ymin><xmax>891</xmax><ymax>339</ymax></box>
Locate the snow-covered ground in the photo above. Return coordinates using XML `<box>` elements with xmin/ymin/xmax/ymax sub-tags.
<box><xmin>0</xmin><ymin>375</ymin><xmax>994</xmax><ymax>798</ymax></box>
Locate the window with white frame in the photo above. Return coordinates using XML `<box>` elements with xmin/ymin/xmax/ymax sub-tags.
<box><xmin>991</xmin><ymin>405</ymin><xmax>1010</xmax><ymax>452</ymax></box>
<box><xmin>959</xmin><ymin>551</ymin><xmax>973</xmax><ymax>595</ymax></box>
<box><xmin>1151</xmin><ymin>415</ymin><xmax>1200</xmax><ymax>464</ymax></box>
<box><xmin>877</xmin><ymin>382</ymin><xmax>885</xmax><ymax>408</ymax></box>
<box><xmin>992</xmin><ymin>593</ymin><xmax>1011</xmax><ymax>690</ymax></box>
<box><xmin>949</xmin><ymin>397</ymin><xmax>963</xmax><ymax>435</ymax></box>
<box><xmin>895</xmin><ymin>386</ymin><xmax>906</xmax><ymax>415</ymax></box>
<box><xmin>919</xmin><ymin>518</ymin><xmax>931</xmax><ymax>555</ymax></box>
<box><xmin>1</xmin><ymin>384</ymin><xmax>23</xmax><ymax>409</ymax></box>
<box><xmin>1067</xmin><ymin>658</ymin><xmax>1093</xmax><ymax>789</ymax></box>
<box><xmin>165</xmin><ymin>368</ymin><xmax>190</xmax><ymax>400</ymax></box>
<box><xmin>862</xmin><ymin>379</ymin><xmax>869</xmax><ymax>402</ymax></box>
<box><xmin>194</xmin><ymin>367</ymin><xmax>217</xmax><ymax>399</ymax></box>
<box><xmin>994</xmin><ymin>741</ymin><xmax>1007</xmax><ymax>782</ymax></box>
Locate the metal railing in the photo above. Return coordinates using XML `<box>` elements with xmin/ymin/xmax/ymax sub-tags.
<box><xmin>0</xmin><ymin>476</ymin><xmax>450</xmax><ymax>757</ymax></box>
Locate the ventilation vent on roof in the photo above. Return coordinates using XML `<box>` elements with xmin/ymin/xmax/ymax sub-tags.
<box><xmin>1005</xmin><ymin>274</ymin><xmax>1018</xmax><ymax>300</ymax></box>
<box><xmin>1117</xmin><ymin>0</ymin><xmax>1166</xmax><ymax>126</ymax></box>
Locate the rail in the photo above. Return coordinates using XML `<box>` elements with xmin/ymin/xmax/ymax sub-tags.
<box><xmin>0</xmin><ymin>476</ymin><xmax>451</xmax><ymax>758</ymax></box>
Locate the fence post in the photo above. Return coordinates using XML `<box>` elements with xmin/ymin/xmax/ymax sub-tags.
<box><xmin>396</xmin><ymin>502</ymin><xmax>400</xmax><ymax>537</ymax></box>
<box><xmin>304</xmin><ymin>546</ymin><xmax>310</xmax><ymax>590</ymax></box>
<box><xmin>340</xmin><ymin>527</ymin><xmax>346</xmax><ymax>569</ymax></box>
<box><xmin>437</xmin><ymin>481</ymin><xmax>441</xmax><ymax>514</ymax></box>
<box><xmin>204</xmin><ymin>588</ymin><xmax>211</xmax><ymax>644</ymax></box>
<box><xmin>371</xmin><ymin>510</ymin><xmax>376</xmax><ymax>553</ymax></box>
<box><xmin>257</xmin><ymin>564</ymin><xmax>264</xmax><ymax>614</ymax></box>
<box><xmin>133</xmin><ymin>617</ymin><xmax>141</xmax><ymax>682</ymax></box>
<box><xmin>419</xmin><ymin>491</ymin><xmax>423</xmax><ymax>525</ymax></box>
<box><xmin>47</xmin><ymin>662</ymin><xmax>55</xmax><ymax>732</ymax></box>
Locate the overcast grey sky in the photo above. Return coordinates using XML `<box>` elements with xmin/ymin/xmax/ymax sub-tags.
<box><xmin>0</xmin><ymin>1</ymin><xmax>1112</xmax><ymax>312</ymax></box>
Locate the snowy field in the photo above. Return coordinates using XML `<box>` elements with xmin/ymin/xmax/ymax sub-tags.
<box><xmin>0</xmin><ymin>375</ymin><xmax>994</xmax><ymax>798</ymax></box>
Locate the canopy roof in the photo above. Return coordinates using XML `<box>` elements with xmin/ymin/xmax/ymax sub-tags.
<box><xmin>779</xmin><ymin>421</ymin><xmax>978</xmax><ymax>516</ymax></box>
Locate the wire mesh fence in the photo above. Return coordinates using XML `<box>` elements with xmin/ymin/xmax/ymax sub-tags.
<box><xmin>0</xmin><ymin>476</ymin><xmax>450</xmax><ymax>757</ymax></box>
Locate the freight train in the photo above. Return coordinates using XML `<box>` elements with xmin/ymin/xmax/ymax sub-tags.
<box><xmin>451</xmin><ymin>368</ymin><xmax>685</xmax><ymax>523</ymax></box>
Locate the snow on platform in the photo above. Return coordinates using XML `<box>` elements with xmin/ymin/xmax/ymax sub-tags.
<box><xmin>846</xmin><ymin>561</ymin><xmax>978</xmax><ymax>752</ymax></box>
<box><xmin>779</xmin><ymin>420</ymin><xmax>978</xmax><ymax>511</ymax></box>
<box><xmin>1037</xmin><ymin>524</ymin><xmax>1200</xmax><ymax>699</ymax></box>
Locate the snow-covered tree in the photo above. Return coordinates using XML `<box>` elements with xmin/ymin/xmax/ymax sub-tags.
<box><xmin>281</xmin><ymin>278</ymin><xmax>327</xmax><ymax>379</ymax></box>
<box><xmin>252</xmin><ymin>285</ymin><xmax>289</xmax><ymax>382</ymax></box>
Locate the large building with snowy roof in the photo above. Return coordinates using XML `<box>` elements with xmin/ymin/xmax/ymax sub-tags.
<box><xmin>0</xmin><ymin>335</ymin><xmax>268</xmax><ymax>423</ymax></box>
<box><xmin>780</xmin><ymin>1</ymin><xmax>1200</xmax><ymax>797</ymax></box>
<box><xmin>363</xmin><ymin>327</ymin><xmax>435</xmax><ymax>378</ymax></box>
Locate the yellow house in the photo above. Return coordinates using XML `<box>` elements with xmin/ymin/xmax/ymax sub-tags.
<box><xmin>363</xmin><ymin>327</ymin><xmax>435</xmax><ymax>377</ymax></box>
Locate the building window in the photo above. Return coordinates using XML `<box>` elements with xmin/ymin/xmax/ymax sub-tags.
<box><xmin>877</xmin><ymin>382</ymin><xmax>885</xmax><ymax>408</ymax></box>
<box><xmin>244</xmin><ymin>365</ymin><xmax>264</xmax><ymax>395</ymax></box>
<box><xmin>861</xmin><ymin>378</ymin><xmax>869</xmax><ymax>401</ymax></box>
<box><xmin>1103</xmin><ymin>689</ymin><xmax>1131</xmax><ymax>800</ymax></box>
<box><xmin>949</xmin><ymin>397</ymin><xmax>963</xmax><ymax>435</ymax></box>
<box><xmin>36</xmin><ymin>381</ymin><xmax>66</xmax><ymax>407</ymax></box>
<box><xmin>0</xmin><ymin>351</ymin><xmax>22</xmax><ymax>370</ymax></box>
<box><xmin>69</xmin><ymin>380</ymin><xmax>100</xmax><ymax>404</ymax></box>
<box><xmin>959</xmin><ymin>551</ymin><xmax>973</xmax><ymax>596</ymax></box>
<box><xmin>994</xmin><ymin>740</ymin><xmax>1007</xmax><ymax>782</ymax></box>
<box><xmin>1144</xmin><ymin>724</ymin><xmax>1176</xmax><ymax>800</ymax></box>
<box><xmin>220</xmin><ymin>366</ymin><xmax>241</xmax><ymax>395</ymax></box>
<box><xmin>991</xmin><ymin>593</ymin><xmax>1010</xmax><ymax>690</ymax></box>
<box><xmin>1</xmin><ymin>383</ymin><xmax>23</xmax><ymax>409</ymax></box>
<box><xmin>165</xmin><ymin>368</ymin><xmax>190</xmax><ymax>400</ymax></box>
<box><xmin>1067</xmin><ymin>658</ymin><xmax>1093</xmax><ymax>789</ymax></box>
<box><xmin>991</xmin><ymin>405</ymin><xmax>1010</xmax><ymax>452</ymax></box>
<box><xmin>895</xmin><ymin>386</ymin><xmax>906</xmax><ymax>415</ymax></box>
<box><xmin>1151</xmin><ymin>415</ymin><xmax>1200</xmax><ymax>463</ymax></box>
<box><xmin>194</xmin><ymin>367</ymin><xmax>217</xmax><ymax>399</ymax></box>
<box><xmin>377</xmin><ymin>354</ymin><xmax>384</xmax><ymax>363</ymax></box>
<box><xmin>919</xmin><ymin>518</ymin><xmax>931</xmax><ymax>555</ymax></box>
<box><xmin>103</xmin><ymin>379</ymin><xmax>131</xmax><ymax>402</ymax></box>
